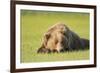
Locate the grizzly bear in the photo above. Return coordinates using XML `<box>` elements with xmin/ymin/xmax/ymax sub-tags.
<box><xmin>37</xmin><ymin>23</ymin><xmax>89</xmax><ymax>53</ymax></box>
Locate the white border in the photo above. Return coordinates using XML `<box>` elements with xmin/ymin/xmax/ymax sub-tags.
<box><xmin>16</xmin><ymin>4</ymin><xmax>94</xmax><ymax>69</ymax></box>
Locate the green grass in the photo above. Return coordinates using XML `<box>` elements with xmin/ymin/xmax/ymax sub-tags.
<box><xmin>20</xmin><ymin>10</ymin><xmax>90</xmax><ymax>63</ymax></box>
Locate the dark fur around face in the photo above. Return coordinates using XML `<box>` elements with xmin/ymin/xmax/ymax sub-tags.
<box><xmin>37</xmin><ymin>23</ymin><xmax>89</xmax><ymax>53</ymax></box>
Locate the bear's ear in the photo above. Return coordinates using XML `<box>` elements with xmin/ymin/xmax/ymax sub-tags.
<box><xmin>45</xmin><ymin>33</ymin><xmax>51</xmax><ymax>39</ymax></box>
<box><xmin>42</xmin><ymin>33</ymin><xmax>51</xmax><ymax>46</ymax></box>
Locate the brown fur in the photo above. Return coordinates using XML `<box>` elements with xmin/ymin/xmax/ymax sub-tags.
<box><xmin>37</xmin><ymin>23</ymin><xmax>89</xmax><ymax>53</ymax></box>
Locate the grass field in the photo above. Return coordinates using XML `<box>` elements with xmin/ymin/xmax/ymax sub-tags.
<box><xmin>20</xmin><ymin>10</ymin><xmax>90</xmax><ymax>63</ymax></box>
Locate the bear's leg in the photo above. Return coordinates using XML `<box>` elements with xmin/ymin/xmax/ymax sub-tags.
<box><xmin>37</xmin><ymin>46</ymin><xmax>51</xmax><ymax>53</ymax></box>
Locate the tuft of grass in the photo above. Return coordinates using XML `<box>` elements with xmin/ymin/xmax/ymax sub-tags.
<box><xmin>20</xmin><ymin>10</ymin><xmax>90</xmax><ymax>63</ymax></box>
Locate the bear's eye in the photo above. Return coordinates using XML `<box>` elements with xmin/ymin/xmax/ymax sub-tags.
<box><xmin>60</xmin><ymin>31</ymin><xmax>66</xmax><ymax>35</ymax></box>
<box><xmin>55</xmin><ymin>40</ymin><xmax>58</xmax><ymax>45</ymax></box>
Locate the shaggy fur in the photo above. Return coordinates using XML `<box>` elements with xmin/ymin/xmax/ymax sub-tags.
<box><xmin>37</xmin><ymin>23</ymin><xmax>89</xmax><ymax>53</ymax></box>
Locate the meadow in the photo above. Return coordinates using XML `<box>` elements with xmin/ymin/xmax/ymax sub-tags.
<box><xmin>20</xmin><ymin>10</ymin><xmax>90</xmax><ymax>63</ymax></box>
